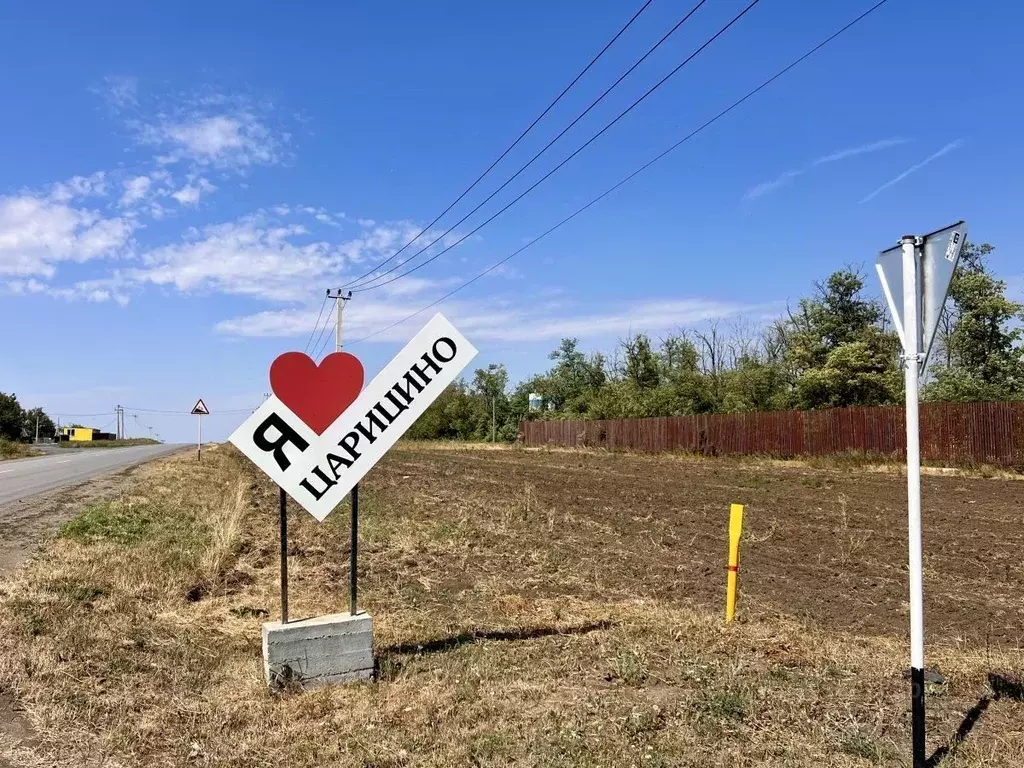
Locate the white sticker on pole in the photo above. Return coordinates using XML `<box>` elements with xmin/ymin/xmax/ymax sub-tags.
<box><xmin>228</xmin><ymin>313</ymin><xmax>477</xmax><ymax>521</ymax></box>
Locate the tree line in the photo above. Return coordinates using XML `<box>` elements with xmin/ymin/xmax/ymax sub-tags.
<box><xmin>0</xmin><ymin>393</ymin><xmax>57</xmax><ymax>444</ymax></box>
<box><xmin>407</xmin><ymin>241</ymin><xmax>1024</xmax><ymax>441</ymax></box>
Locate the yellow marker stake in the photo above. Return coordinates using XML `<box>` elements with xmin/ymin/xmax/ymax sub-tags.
<box><xmin>725</xmin><ymin>503</ymin><xmax>744</xmax><ymax>622</ymax></box>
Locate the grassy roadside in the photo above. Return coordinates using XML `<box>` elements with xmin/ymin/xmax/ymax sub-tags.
<box><xmin>0</xmin><ymin>444</ymin><xmax>1021</xmax><ymax>766</ymax></box>
<box><xmin>57</xmin><ymin>438</ymin><xmax>160</xmax><ymax>449</ymax></box>
<box><xmin>0</xmin><ymin>440</ymin><xmax>40</xmax><ymax>461</ymax></box>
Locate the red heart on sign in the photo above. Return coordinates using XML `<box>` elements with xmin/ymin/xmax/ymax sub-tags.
<box><xmin>270</xmin><ymin>351</ymin><xmax>365</xmax><ymax>435</ymax></box>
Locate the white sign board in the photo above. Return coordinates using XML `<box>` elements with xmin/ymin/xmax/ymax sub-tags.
<box><xmin>191</xmin><ymin>398</ymin><xmax>210</xmax><ymax>415</ymax></box>
<box><xmin>229</xmin><ymin>313</ymin><xmax>477</xmax><ymax>521</ymax></box>
<box><xmin>876</xmin><ymin>220</ymin><xmax>966</xmax><ymax>373</ymax></box>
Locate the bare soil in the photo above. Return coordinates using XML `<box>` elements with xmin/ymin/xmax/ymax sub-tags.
<box><xmin>378</xmin><ymin>445</ymin><xmax>1024</xmax><ymax>645</ymax></box>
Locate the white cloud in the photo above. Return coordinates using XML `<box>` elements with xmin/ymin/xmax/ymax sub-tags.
<box><xmin>50</xmin><ymin>277</ymin><xmax>131</xmax><ymax>306</ymax></box>
<box><xmin>811</xmin><ymin>137</ymin><xmax>909</xmax><ymax>166</ymax></box>
<box><xmin>119</xmin><ymin>175</ymin><xmax>152</xmax><ymax>207</ymax></box>
<box><xmin>0</xmin><ymin>194</ymin><xmax>134</xmax><ymax>277</ymax></box>
<box><xmin>3</xmin><ymin>278</ymin><xmax>47</xmax><ymax>294</ymax></box>
<box><xmin>123</xmin><ymin>214</ymin><xmax>461</xmax><ymax>305</ymax></box>
<box><xmin>93</xmin><ymin>75</ymin><xmax>138</xmax><ymax>110</ymax></box>
<box><xmin>743</xmin><ymin>169</ymin><xmax>803</xmax><ymax>200</ymax></box>
<box><xmin>215</xmin><ymin>293</ymin><xmax>763</xmax><ymax>346</ymax></box>
<box><xmin>859</xmin><ymin>140</ymin><xmax>965</xmax><ymax>204</ymax></box>
<box><xmin>455</xmin><ymin>298</ymin><xmax>760</xmax><ymax>342</ymax></box>
<box><xmin>50</xmin><ymin>171</ymin><xmax>107</xmax><ymax>203</ymax></box>
<box><xmin>171</xmin><ymin>178</ymin><xmax>216</xmax><ymax>206</ymax></box>
<box><xmin>129</xmin><ymin>218</ymin><xmax>332</xmax><ymax>301</ymax></box>
<box><xmin>136</xmin><ymin>111</ymin><xmax>283</xmax><ymax>171</ymax></box>
<box><xmin>292</xmin><ymin>205</ymin><xmax>341</xmax><ymax>227</ymax></box>
<box><xmin>744</xmin><ymin>137</ymin><xmax>908</xmax><ymax>200</ymax></box>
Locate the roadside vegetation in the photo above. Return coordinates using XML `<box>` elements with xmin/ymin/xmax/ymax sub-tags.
<box><xmin>408</xmin><ymin>242</ymin><xmax>1023</xmax><ymax>441</ymax></box>
<box><xmin>1</xmin><ymin>443</ymin><xmax>1021</xmax><ymax>766</ymax></box>
<box><xmin>56</xmin><ymin>437</ymin><xmax>160</xmax><ymax>449</ymax></box>
<box><xmin>0</xmin><ymin>393</ymin><xmax>58</xmax><ymax>445</ymax></box>
<box><xmin>0</xmin><ymin>438</ymin><xmax>39</xmax><ymax>461</ymax></box>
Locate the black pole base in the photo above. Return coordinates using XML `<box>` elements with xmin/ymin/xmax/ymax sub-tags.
<box><xmin>911</xmin><ymin>666</ymin><xmax>926</xmax><ymax>768</ymax></box>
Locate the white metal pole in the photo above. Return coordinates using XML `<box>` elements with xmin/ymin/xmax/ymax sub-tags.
<box><xmin>198</xmin><ymin>414</ymin><xmax>203</xmax><ymax>461</ymax></box>
<box><xmin>901</xmin><ymin>234</ymin><xmax>926</xmax><ymax>765</ymax></box>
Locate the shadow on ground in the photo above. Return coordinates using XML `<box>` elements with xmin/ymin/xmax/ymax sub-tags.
<box><xmin>926</xmin><ymin>673</ymin><xmax>1024</xmax><ymax>767</ymax></box>
<box><xmin>375</xmin><ymin>620</ymin><xmax>616</xmax><ymax>679</ymax></box>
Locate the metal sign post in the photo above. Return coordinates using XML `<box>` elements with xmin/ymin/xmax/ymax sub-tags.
<box><xmin>349</xmin><ymin>484</ymin><xmax>359</xmax><ymax>616</ymax></box>
<box><xmin>899</xmin><ymin>234</ymin><xmax>926</xmax><ymax>764</ymax></box>
<box><xmin>279</xmin><ymin>487</ymin><xmax>289</xmax><ymax>623</ymax></box>
<box><xmin>876</xmin><ymin>222</ymin><xmax>966</xmax><ymax>768</ymax></box>
<box><xmin>191</xmin><ymin>399</ymin><xmax>210</xmax><ymax>461</ymax></box>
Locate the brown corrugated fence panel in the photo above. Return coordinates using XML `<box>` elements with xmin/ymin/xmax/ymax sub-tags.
<box><xmin>521</xmin><ymin>402</ymin><xmax>1024</xmax><ymax>468</ymax></box>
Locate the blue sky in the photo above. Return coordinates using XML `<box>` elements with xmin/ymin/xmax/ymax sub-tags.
<box><xmin>2</xmin><ymin>0</ymin><xmax>1022</xmax><ymax>441</ymax></box>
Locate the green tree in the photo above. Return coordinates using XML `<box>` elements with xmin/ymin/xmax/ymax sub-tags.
<box><xmin>784</xmin><ymin>268</ymin><xmax>900</xmax><ymax>408</ymax></box>
<box><xmin>721</xmin><ymin>355</ymin><xmax>786</xmax><ymax>412</ymax></box>
<box><xmin>470</xmin><ymin>364</ymin><xmax>511</xmax><ymax>440</ymax></box>
<box><xmin>406</xmin><ymin>381</ymin><xmax>476</xmax><ymax>440</ymax></box>
<box><xmin>532</xmin><ymin>338</ymin><xmax>606</xmax><ymax>415</ymax></box>
<box><xmin>622</xmin><ymin>334</ymin><xmax>660</xmax><ymax>390</ymax></box>
<box><xmin>0</xmin><ymin>393</ymin><xmax>24</xmax><ymax>441</ymax></box>
<box><xmin>23</xmin><ymin>407</ymin><xmax>56</xmax><ymax>441</ymax></box>
<box><xmin>926</xmin><ymin>242</ymin><xmax>1023</xmax><ymax>400</ymax></box>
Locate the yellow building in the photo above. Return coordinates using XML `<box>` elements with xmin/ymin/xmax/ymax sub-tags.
<box><xmin>58</xmin><ymin>424</ymin><xmax>118</xmax><ymax>442</ymax></box>
<box><xmin>61</xmin><ymin>427</ymin><xmax>95</xmax><ymax>442</ymax></box>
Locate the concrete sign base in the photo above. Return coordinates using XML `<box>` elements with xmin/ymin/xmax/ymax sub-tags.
<box><xmin>262</xmin><ymin>611</ymin><xmax>373</xmax><ymax>690</ymax></box>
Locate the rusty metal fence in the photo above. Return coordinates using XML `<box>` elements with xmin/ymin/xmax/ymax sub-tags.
<box><xmin>520</xmin><ymin>401</ymin><xmax>1024</xmax><ymax>468</ymax></box>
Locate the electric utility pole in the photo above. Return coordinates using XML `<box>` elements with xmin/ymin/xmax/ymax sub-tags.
<box><xmin>326</xmin><ymin>288</ymin><xmax>353</xmax><ymax>353</ymax></box>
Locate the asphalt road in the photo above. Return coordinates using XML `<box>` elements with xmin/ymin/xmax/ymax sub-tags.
<box><xmin>0</xmin><ymin>444</ymin><xmax>185</xmax><ymax>505</ymax></box>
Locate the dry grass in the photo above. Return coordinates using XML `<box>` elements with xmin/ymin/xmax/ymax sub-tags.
<box><xmin>0</xmin><ymin>444</ymin><xmax>1022</xmax><ymax>767</ymax></box>
<box><xmin>0</xmin><ymin>440</ymin><xmax>39</xmax><ymax>461</ymax></box>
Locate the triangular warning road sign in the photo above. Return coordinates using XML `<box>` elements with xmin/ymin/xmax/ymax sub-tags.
<box><xmin>191</xmin><ymin>398</ymin><xmax>210</xmax><ymax>415</ymax></box>
<box><xmin>875</xmin><ymin>221</ymin><xmax>966</xmax><ymax>374</ymax></box>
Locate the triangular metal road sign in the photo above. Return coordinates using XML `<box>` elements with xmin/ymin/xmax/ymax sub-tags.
<box><xmin>875</xmin><ymin>221</ymin><xmax>966</xmax><ymax>374</ymax></box>
<box><xmin>191</xmin><ymin>398</ymin><xmax>210</xmax><ymax>415</ymax></box>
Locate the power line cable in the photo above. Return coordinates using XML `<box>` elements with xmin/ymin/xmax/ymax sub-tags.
<box><xmin>346</xmin><ymin>0</ymin><xmax>714</xmax><ymax>293</ymax></box>
<box><xmin>350</xmin><ymin>0</ymin><xmax>761</xmax><ymax>295</ymax></box>
<box><xmin>347</xmin><ymin>0</ymin><xmax>893</xmax><ymax>347</ymax></box>
<box><xmin>47</xmin><ymin>412</ymin><xmax>111</xmax><ymax>418</ymax></box>
<box><xmin>337</xmin><ymin>0</ymin><xmax>658</xmax><ymax>292</ymax></box>
<box><xmin>308</xmin><ymin>300</ymin><xmax>335</xmax><ymax>358</ymax></box>
<box><xmin>303</xmin><ymin>292</ymin><xmax>330</xmax><ymax>354</ymax></box>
